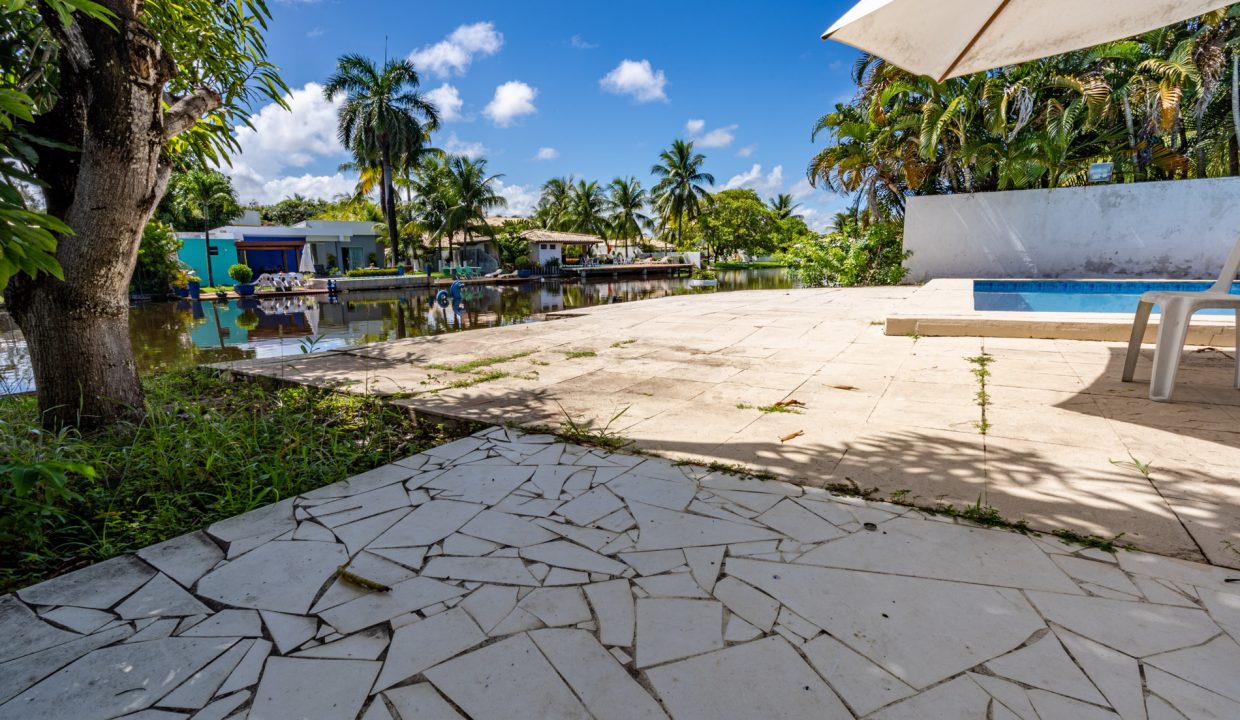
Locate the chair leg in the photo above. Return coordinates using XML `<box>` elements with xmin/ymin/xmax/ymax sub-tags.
<box><xmin>1123</xmin><ymin>300</ymin><xmax>1154</xmax><ymax>382</ymax></box>
<box><xmin>1149</xmin><ymin>299</ymin><xmax>1193</xmax><ymax>402</ymax></box>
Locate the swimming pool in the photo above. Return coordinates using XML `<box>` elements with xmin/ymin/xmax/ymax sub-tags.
<box><xmin>973</xmin><ymin>280</ymin><xmax>1240</xmax><ymax>314</ymax></box>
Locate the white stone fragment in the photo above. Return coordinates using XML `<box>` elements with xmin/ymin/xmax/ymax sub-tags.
<box><xmin>530</xmin><ymin>629</ymin><xmax>668</xmax><ymax>720</ymax></box>
<box><xmin>755</xmin><ymin>499</ymin><xmax>847</xmax><ymax>543</ymax></box>
<box><xmin>217</xmin><ymin>639</ymin><xmax>271</xmax><ymax>695</ymax></box>
<box><xmin>116</xmin><ymin>573</ymin><xmax>211</xmax><ymax>620</ymax></box>
<box><xmin>635</xmin><ymin>574</ymin><xmax>709</xmax><ymax>599</ymax></box>
<box><xmin>293</xmin><ymin>627</ymin><xmax>389</xmax><ymax>660</ymax></box>
<box><xmin>683</xmin><ymin>545</ymin><xmax>725</xmax><ymax>593</ymax></box>
<box><xmin>368</xmin><ymin>500</ymin><xmax>485</xmax><ymax>549</ymax></box>
<box><xmin>723</xmin><ymin>614</ymin><xmax>762</xmax><ymax>643</ymax></box>
<box><xmin>584</xmin><ymin>580</ymin><xmax>635</xmax><ymax>647</ymax></box>
<box><xmin>461</xmin><ymin>585</ymin><xmax>519</xmax><ymax>633</ymax></box>
<box><xmin>1027</xmin><ymin>590</ymin><xmax>1219</xmax><ymax>658</ymax></box>
<box><xmin>520</xmin><ymin>541</ymin><xmax>627</xmax><ymax>575</ymax></box>
<box><xmin>248</xmin><ymin>657</ymin><xmax>380</xmax><ymax>720</ymax></box>
<box><xmin>630</xmin><ymin>502</ymin><xmax>780</xmax><ymax>551</ymax></box>
<box><xmin>137</xmin><ymin>532</ymin><xmax>225</xmax><ymax>589</ymax></box>
<box><xmin>422</xmin><ymin>557</ymin><xmax>539</xmax><ymax>586</ymax></box>
<box><xmin>425</xmin><ymin>634</ymin><xmax>590</xmax><ymax>719</ymax></box>
<box><xmin>645</xmin><ymin>637</ymin><xmax>851</xmax><ymax>719</ymax></box>
<box><xmin>544</xmin><ymin>568</ymin><xmax>591</xmax><ymax>585</ymax></box>
<box><xmin>198</xmin><ymin>541</ymin><xmax>347</xmax><ymax>615</ymax></box>
<box><xmin>158</xmin><ymin>639</ymin><xmax>249</xmax><ymax>709</ymax></box>
<box><xmin>441</xmin><ymin>533</ymin><xmax>501</xmax><ymax>556</ymax></box>
<box><xmin>801</xmin><ymin>634</ymin><xmax>916</xmax><ymax>716</ymax></box>
<box><xmin>869</xmin><ymin>675</ymin><xmax>992</xmax><ymax>719</ymax></box>
<box><xmin>39</xmin><ymin>607</ymin><xmax>113</xmax><ymax>635</ymax></box>
<box><xmin>318</xmin><ymin>577</ymin><xmax>466</xmax><ymax>635</ymax></box>
<box><xmin>634</xmin><ymin>598</ymin><xmax>723</xmax><ymax>668</ymax></box>
<box><xmin>607</xmin><ymin>474</ymin><xmax>696</xmax><ymax>511</ymax></box>
<box><xmin>423</xmin><ymin>465</ymin><xmax>534</xmax><ymax>505</ymax></box>
<box><xmin>382</xmin><ymin>683</ymin><xmax>464</xmax><ymax>719</ymax></box>
<box><xmin>459</xmin><ymin>510</ymin><xmax>557</xmax><ymax>547</ymax></box>
<box><xmin>712</xmin><ymin>577</ymin><xmax>780</xmax><ymax>632</ymax></box>
<box><xmin>187</xmin><ymin>689</ymin><xmax>250</xmax><ymax>720</ymax></box>
<box><xmin>986</xmin><ymin>633</ymin><xmax>1108</xmax><ymax>705</ymax></box>
<box><xmin>375</xmin><ymin>608</ymin><xmax>485</xmax><ymax>691</ymax></box>
<box><xmin>179</xmin><ymin>610</ymin><xmax>261</xmax><ymax>638</ymax></box>
<box><xmin>17</xmin><ymin>556</ymin><xmax>156</xmax><ymax>611</ymax></box>
<box><xmin>619</xmin><ymin>550</ymin><xmax>686</xmax><ymax>576</ymax></box>
<box><xmin>556</xmin><ymin>486</ymin><xmax>625</xmax><ymax>526</ymax></box>
<box><xmin>518</xmin><ymin>587</ymin><xmax>592</xmax><ymax>627</ymax></box>
<box><xmin>259</xmin><ymin>610</ymin><xmax>317</xmax><ymax>655</ymax></box>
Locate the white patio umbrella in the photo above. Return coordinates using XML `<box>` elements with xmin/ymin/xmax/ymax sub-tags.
<box><xmin>298</xmin><ymin>244</ymin><xmax>315</xmax><ymax>273</ymax></box>
<box><xmin>824</xmin><ymin>0</ymin><xmax>1234</xmax><ymax>82</ymax></box>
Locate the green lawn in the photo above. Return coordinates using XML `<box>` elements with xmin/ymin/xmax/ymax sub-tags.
<box><xmin>0</xmin><ymin>369</ymin><xmax>468</xmax><ymax>591</ymax></box>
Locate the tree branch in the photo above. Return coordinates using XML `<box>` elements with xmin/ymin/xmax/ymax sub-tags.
<box><xmin>163</xmin><ymin>87</ymin><xmax>222</xmax><ymax>140</ymax></box>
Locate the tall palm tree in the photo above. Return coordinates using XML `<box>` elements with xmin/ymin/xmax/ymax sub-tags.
<box><xmin>440</xmin><ymin>156</ymin><xmax>507</xmax><ymax>264</ymax></box>
<box><xmin>170</xmin><ymin>169</ymin><xmax>239</xmax><ymax>286</ymax></box>
<box><xmin>324</xmin><ymin>54</ymin><xmax>440</xmax><ymax>265</ymax></box>
<box><xmin>650</xmin><ymin>140</ymin><xmax>714</xmax><ymax>248</ymax></box>
<box><xmin>606</xmin><ymin>177</ymin><xmax>649</xmax><ymax>257</ymax></box>
<box><xmin>768</xmin><ymin>193</ymin><xmax>801</xmax><ymax>220</ymax></box>
<box><xmin>535</xmin><ymin>176</ymin><xmax>574</xmax><ymax>229</ymax></box>
<box><xmin>563</xmin><ymin>180</ymin><xmax>609</xmax><ymax>237</ymax></box>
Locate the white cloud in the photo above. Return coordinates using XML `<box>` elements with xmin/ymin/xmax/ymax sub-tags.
<box><xmin>444</xmin><ymin>133</ymin><xmax>486</xmax><ymax>159</ymax></box>
<box><xmin>484</xmin><ymin>81</ymin><xmax>537</xmax><ymax>127</ymax></box>
<box><xmin>600</xmin><ymin>59</ymin><xmax>668</xmax><ymax>103</ymax></box>
<box><xmin>789</xmin><ymin>178</ymin><xmax>816</xmax><ymax>201</ymax></box>
<box><xmin>222</xmin><ymin>82</ymin><xmax>350</xmax><ymax>203</ymax></box>
<box><xmin>735</xmin><ymin>145</ymin><xmax>756</xmax><ymax>158</ymax></box>
<box><xmin>535</xmin><ymin>147</ymin><xmax>558</xmax><ymax>161</ymax></box>
<box><xmin>685</xmin><ymin>119</ymin><xmax>736</xmax><ymax>148</ymax></box>
<box><xmin>409</xmin><ymin>22</ymin><xmax>503</xmax><ymax>78</ymax></box>
<box><xmin>306</xmin><ymin>27</ymin><xmax>325</xmax><ymax>38</ymax></box>
<box><xmin>252</xmin><ymin>173</ymin><xmax>356</xmax><ymax>204</ymax></box>
<box><xmin>493</xmin><ymin>180</ymin><xmax>538</xmax><ymax>216</ymax></box>
<box><xmin>570</xmin><ymin>34</ymin><xmax>597</xmax><ymax>50</ymax></box>
<box><xmin>426</xmin><ymin>84</ymin><xmax>463</xmax><ymax>121</ymax></box>
<box><xmin>722</xmin><ymin>164</ymin><xmax>785</xmax><ymax>197</ymax></box>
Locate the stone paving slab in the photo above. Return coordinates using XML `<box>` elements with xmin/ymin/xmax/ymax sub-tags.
<box><xmin>221</xmin><ymin>288</ymin><xmax>1240</xmax><ymax>568</ymax></box>
<box><xmin>2</xmin><ymin>428</ymin><xmax>1239</xmax><ymax>719</ymax></box>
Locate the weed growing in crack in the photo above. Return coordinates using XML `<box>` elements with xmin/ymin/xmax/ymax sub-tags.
<box><xmin>563</xmin><ymin>350</ymin><xmax>598</xmax><ymax>359</ymax></box>
<box><xmin>556</xmin><ymin>403</ymin><xmax>633</xmax><ymax>450</ymax></box>
<box><xmin>966</xmin><ymin>351</ymin><xmax>994</xmax><ymax>435</ymax></box>
<box><xmin>611</xmin><ymin>339</ymin><xmax>638</xmax><ymax>348</ymax></box>
<box><xmin>1110</xmin><ymin>454</ymin><xmax>1153</xmax><ymax>479</ymax></box>
<box><xmin>426</xmin><ymin>352</ymin><xmax>531</xmax><ymax>374</ymax></box>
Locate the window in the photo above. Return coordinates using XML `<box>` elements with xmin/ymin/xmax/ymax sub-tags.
<box><xmin>540</xmin><ymin>243</ymin><xmax>548</xmax><ymax>250</ymax></box>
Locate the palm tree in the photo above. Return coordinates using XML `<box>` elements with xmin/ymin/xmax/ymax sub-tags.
<box><xmin>563</xmin><ymin>180</ymin><xmax>609</xmax><ymax>237</ymax></box>
<box><xmin>606</xmin><ymin>177</ymin><xmax>649</xmax><ymax>258</ymax></box>
<box><xmin>170</xmin><ymin>169</ymin><xmax>240</xmax><ymax>286</ymax></box>
<box><xmin>324</xmin><ymin>54</ymin><xmax>440</xmax><ymax>266</ymax></box>
<box><xmin>440</xmin><ymin>156</ymin><xmax>507</xmax><ymax>265</ymax></box>
<box><xmin>768</xmin><ymin>193</ymin><xmax>800</xmax><ymax>220</ymax></box>
<box><xmin>650</xmin><ymin>140</ymin><xmax>714</xmax><ymax>248</ymax></box>
<box><xmin>535</xmin><ymin>176</ymin><xmax>574</xmax><ymax>229</ymax></box>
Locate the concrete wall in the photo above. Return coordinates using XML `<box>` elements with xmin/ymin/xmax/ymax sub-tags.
<box><xmin>178</xmin><ymin>237</ymin><xmax>240</xmax><ymax>286</ymax></box>
<box><xmin>904</xmin><ymin>177</ymin><xmax>1240</xmax><ymax>281</ymax></box>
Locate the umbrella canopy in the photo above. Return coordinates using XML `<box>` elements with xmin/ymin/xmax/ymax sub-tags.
<box><xmin>824</xmin><ymin>0</ymin><xmax>1233</xmax><ymax>81</ymax></box>
<box><xmin>298</xmin><ymin>244</ymin><xmax>315</xmax><ymax>273</ymax></box>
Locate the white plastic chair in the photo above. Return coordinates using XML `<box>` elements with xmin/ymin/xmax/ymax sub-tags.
<box><xmin>1122</xmin><ymin>236</ymin><xmax>1240</xmax><ymax>401</ymax></box>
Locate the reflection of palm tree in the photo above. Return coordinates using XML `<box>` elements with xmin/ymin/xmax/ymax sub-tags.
<box><xmin>650</xmin><ymin>140</ymin><xmax>714</xmax><ymax>248</ymax></box>
<box><xmin>324</xmin><ymin>54</ymin><xmax>440</xmax><ymax>265</ymax></box>
<box><xmin>171</xmin><ymin>169</ymin><xmax>240</xmax><ymax>286</ymax></box>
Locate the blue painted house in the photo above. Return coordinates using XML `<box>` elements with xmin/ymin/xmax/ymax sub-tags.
<box><xmin>177</xmin><ymin>220</ymin><xmax>381</xmax><ymax>285</ymax></box>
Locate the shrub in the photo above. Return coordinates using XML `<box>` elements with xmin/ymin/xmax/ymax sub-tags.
<box><xmin>344</xmin><ymin>267</ymin><xmax>401</xmax><ymax>278</ymax></box>
<box><xmin>132</xmin><ymin>221</ymin><xmax>182</xmax><ymax>294</ymax></box>
<box><xmin>691</xmin><ymin>268</ymin><xmax>716</xmax><ymax>280</ymax></box>
<box><xmin>516</xmin><ymin>256</ymin><xmax>532</xmax><ymax>269</ymax></box>
<box><xmin>366</xmin><ymin>252</ymin><xmax>378</xmax><ymax>266</ymax></box>
<box><xmin>170</xmin><ymin>270</ymin><xmax>190</xmax><ymax>289</ymax></box>
<box><xmin>228</xmin><ymin>263</ymin><xmax>253</xmax><ymax>284</ymax></box>
<box><xmin>785</xmin><ymin>220</ymin><xmax>908</xmax><ymax>287</ymax></box>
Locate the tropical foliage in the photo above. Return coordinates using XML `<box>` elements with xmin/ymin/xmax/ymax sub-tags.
<box><xmin>809</xmin><ymin>7</ymin><xmax>1240</xmax><ymax>222</ymax></box>
<box><xmin>785</xmin><ymin>216</ymin><xmax>907</xmax><ymax>287</ymax></box>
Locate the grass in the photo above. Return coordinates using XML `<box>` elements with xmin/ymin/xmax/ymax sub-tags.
<box><xmin>610</xmin><ymin>339</ymin><xmax>637</xmax><ymax>348</ymax></box>
<box><xmin>563</xmin><ymin>350</ymin><xmax>597</xmax><ymax>359</ymax></box>
<box><xmin>553</xmin><ymin>403</ymin><xmax>633</xmax><ymax>451</ymax></box>
<box><xmin>0</xmin><ymin>368</ymin><xmax>468</xmax><ymax>592</ymax></box>
<box><xmin>736</xmin><ymin>402</ymin><xmax>803</xmax><ymax>414</ymax></box>
<box><xmin>711</xmin><ymin>261</ymin><xmax>787</xmax><ymax>270</ymax></box>
<box><xmin>426</xmin><ymin>352</ymin><xmax>531</xmax><ymax>374</ymax></box>
<box><xmin>444</xmin><ymin>370</ymin><xmax>509</xmax><ymax>389</ymax></box>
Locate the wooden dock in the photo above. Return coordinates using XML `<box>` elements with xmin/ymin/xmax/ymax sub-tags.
<box><xmin>559</xmin><ymin>263</ymin><xmax>692</xmax><ymax>279</ymax></box>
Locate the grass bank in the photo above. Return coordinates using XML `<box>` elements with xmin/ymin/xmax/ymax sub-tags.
<box><xmin>0</xmin><ymin>368</ymin><xmax>468</xmax><ymax>592</ymax></box>
<box><xmin>711</xmin><ymin>260</ymin><xmax>787</xmax><ymax>270</ymax></box>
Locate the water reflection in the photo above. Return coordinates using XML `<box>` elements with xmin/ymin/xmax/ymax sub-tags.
<box><xmin>1</xmin><ymin>269</ymin><xmax>794</xmax><ymax>393</ymax></box>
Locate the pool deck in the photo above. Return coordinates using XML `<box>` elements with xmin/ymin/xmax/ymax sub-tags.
<box><xmin>218</xmin><ymin>285</ymin><xmax>1240</xmax><ymax>570</ymax></box>
<box><xmin>888</xmin><ymin>278</ymin><xmax>1237</xmax><ymax>345</ymax></box>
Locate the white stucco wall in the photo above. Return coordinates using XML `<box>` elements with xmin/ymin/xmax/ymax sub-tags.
<box><xmin>904</xmin><ymin>178</ymin><xmax>1240</xmax><ymax>281</ymax></box>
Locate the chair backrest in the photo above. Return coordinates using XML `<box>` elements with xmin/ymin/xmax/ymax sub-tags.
<box><xmin>1210</xmin><ymin>234</ymin><xmax>1240</xmax><ymax>293</ymax></box>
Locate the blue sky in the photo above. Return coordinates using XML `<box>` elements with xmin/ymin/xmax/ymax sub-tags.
<box><xmin>225</xmin><ymin>0</ymin><xmax>865</xmax><ymax>229</ymax></box>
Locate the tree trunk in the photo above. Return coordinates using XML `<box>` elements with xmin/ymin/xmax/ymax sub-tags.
<box><xmin>203</xmin><ymin>206</ymin><xmax>215</xmax><ymax>286</ymax></box>
<box><xmin>3</xmin><ymin>0</ymin><xmax>220</xmax><ymax>429</ymax></box>
<box><xmin>1233</xmin><ymin>53</ymin><xmax>1240</xmax><ymax>173</ymax></box>
<box><xmin>380</xmin><ymin>145</ymin><xmax>400</xmax><ymax>266</ymax></box>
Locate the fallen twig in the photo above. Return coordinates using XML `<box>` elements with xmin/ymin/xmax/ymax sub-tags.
<box><xmin>780</xmin><ymin>430</ymin><xmax>804</xmax><ymax>443</ymax></box>
<box><xmin>336</xmin><ymin>564</ymin><xmax>391</xmax><ymax>592</ymax></box>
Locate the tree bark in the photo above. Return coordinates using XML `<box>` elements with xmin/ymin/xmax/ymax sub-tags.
<box><xmin>3</xmin><ymin>0</ymin><xmax>219</xmax><ymax>429</ymax></box>
<box><xmin>379</xmin><ymin>144</ymin><xmax>401</xmax><ymax>266</ymax></box>
<box><xmin>1233</xmin><ymin>53</ymin><xmax>1240</xmax><ymax>173</ymax></box>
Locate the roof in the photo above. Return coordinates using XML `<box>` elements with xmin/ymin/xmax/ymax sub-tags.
<box><xmin>520</xmin><ymin>229</ymin><xmax>606</xmax><ymax>246</ymax></box>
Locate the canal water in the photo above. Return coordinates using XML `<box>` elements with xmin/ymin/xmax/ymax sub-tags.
<box><xmin>1</xmin><ymin>269</ymin><xmax>794</xmax><ymax>394</ymax></box>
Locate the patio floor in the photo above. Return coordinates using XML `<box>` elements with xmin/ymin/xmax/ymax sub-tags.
<box><xmin>3</xmin><ymin>428</ymin><xmax>1238</xmax><ymax>719</ymax></box>
<box><xmin>220</xmin><ymin>287</ymin><xmax>1240</xmax><ymax>569</ymax></box>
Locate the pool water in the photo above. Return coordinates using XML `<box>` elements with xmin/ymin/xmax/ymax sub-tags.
<box><xmin>973</xmin><ymin>280</ymin><xmax>1240</xmax><ymax>315</ymax></box>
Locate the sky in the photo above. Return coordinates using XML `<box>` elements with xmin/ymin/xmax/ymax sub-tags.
<box><xmin>224</xmin><ymin>0</ymin><xmax>866</xmax><ymax>230</ymax></box>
